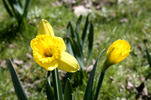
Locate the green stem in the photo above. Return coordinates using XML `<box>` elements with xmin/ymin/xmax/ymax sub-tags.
<box><xmin>94</xmin><ymin>62</ymin><xmax>109</xmax><ymax>100</ymax></box>
<box><xmin>52</xmin><ymin>69</ymin><xmax>63</xmax><ymax>100</ymax></box>
<box><xmin>94</xmin><ymin>71</ymin><xmax>105</xmax><ymax>100</ymax></box>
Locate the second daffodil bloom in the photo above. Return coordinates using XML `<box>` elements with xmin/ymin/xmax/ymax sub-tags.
<box><xmin>38</xmin><ymin>19</ymin><xmax>54</xmax><ymax>36</ymax></box>
<box><xmin>30</xmin><ymin>19</ymin><xmax>80</xmax><ymax>72</ymax></box>
<box><xmin>104</xmin><ymin>39</ymin><xmax>131</xmax><ymax>68</ymax></box>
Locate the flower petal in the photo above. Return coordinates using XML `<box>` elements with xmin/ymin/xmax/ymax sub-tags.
<box><xmin>105</xmin><ymin>39</ymin><xmax>131</xmax><ymax>67</ymax></box>
<box><xmin>52</xmin><ymin>36</ymin><xmax>66</xmax><ymax>52</ymax></box>
<box><xmin>34</xmin><ymin>57</ymin><xmax>58</xmax><ymax>71</ymax></box>
<box><xmin>38</xmin><ymin>19</ymin><xmax>54</xmax><ymax>36</ymax></box>
<box><xmin>57</xmin><ymin>52</ymin><xmax>80</xmax><ymax>73</ymax></box>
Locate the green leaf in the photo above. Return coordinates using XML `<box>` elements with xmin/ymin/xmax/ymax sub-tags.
<box><xmin>7</xmin><ymin>0</ymin><xmax>23</xmax><ymax>25</ymax></box>
<box><xmin>66</xmin><ymin>22</ymin><xmax>74</xmax><ymax>56</ymax></box>
<box><xmin>75</xmin><ymin>15</ymin><xmax>82</xmax><ymax>45</ymax></box>
<box><xmin>9</xmin><ymin>60</ymin><xmax>29</xmax><ymax>100</ymax></box>
<box><xmin>52</xmin><ymin>69</ymin><xmax>63</xmax><ymax>100</ymax></box>
<box><xmin>13</xmin><ymin>3</ymin><xmax>23</xmax><ymax>15</ymax></box>
<box><xmin>146</xmin><ymin>46</ymin><xmax>151</xmax><ymax>69</ymax></box>
<box><xmin>7</xmin><ymin>0</ymin><xmax>16</xmax><ymax>13</ymax></box>
<box><xmin>46</xmin><ymin>71</ymin><xmax>54</xmax><ymax>100</ymax></box>
<box><xmin>2</xmin><ymin>0</ymin><xmax>14</xmax><ymax>20</ymax></box>
<box><xmin>81</xmin><ymin>14</ymin><xmax>89</xmax><ymax>50</ymax></box>
<box><xmin>23</xmin><ymin>0</ymin><xmax>31</xmax><ymax>18</ymax></box>
<box><xmin>86</xmin><ymin>22</ymin><xmax>94</xmax><ymax>67</ymax></box>
<box><xmin>68</xmin><ymin>22</ymin><xmax>75</xmax><ymax>38</ymax></box>
<box><xmin>83</xmin><ymin>49</ymin><xmax>105</xmax><ymax>100</ymax></box>
<box><xmin>18</xmin><ymin>0</ymin><xmax>23</xmax><ymax>7</ymax></box>
<box><xmin>69</xmin><ymin>38</ymin><xmax>84</xmax><ymax>68</ymax></box>
<box><xmin>64</xmin><ymin>78</ymin><xmax>73</xmax><ymax>100</ymax></box>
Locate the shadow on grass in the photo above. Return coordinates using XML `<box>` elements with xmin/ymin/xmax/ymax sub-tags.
<box><xmin>0</xmin><ymin>23</ymin><xmax>19</xmax><ymax>43</ymax></box>
<box><xmin>0</xmin><ymin>20</ymin><xmax>21</xmax><ymax>54</ymax></box>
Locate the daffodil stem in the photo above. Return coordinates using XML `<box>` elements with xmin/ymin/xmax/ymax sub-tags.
<box><xmin>94</xmin><ymin>67</ymin><xmax>106</xmax><ymax>100</ymax></box>
<box><xmin>52</xmin><ymin>69</ymin><xmax>63</xmax><ymax>100</ymax></box>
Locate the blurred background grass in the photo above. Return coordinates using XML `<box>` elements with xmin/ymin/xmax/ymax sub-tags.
<box><xmin>0</xmin><ymin>0</ymin><xmax>151</xmax><ymax>100</ymax></box>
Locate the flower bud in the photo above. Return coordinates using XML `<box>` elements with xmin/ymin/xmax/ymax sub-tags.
<box><xmin>38</xmin><ymin>19</ymin><xmax>54</xmax><ymax>36</ymax></box>
<box><xmin>104</xmin><ymin>39</ymin><xmax>131</xmax><ymax>68</ymax></box>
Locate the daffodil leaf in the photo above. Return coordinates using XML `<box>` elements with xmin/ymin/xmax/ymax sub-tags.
<box><xmin>146</xmin><ymin>46</ymin><xmax>151</xmax><ymax>69</ymax></box>
<box><xmin>83</xmin><ymin>49</ymin><xmax>105</xmax><ymax>100</ymax></box>
<box><xmin>64</xmin><ymin>78</ymin><xmax>73</xmax><ymax>100</ymax></box>
<box><xmin>46</xmin><ymin>83</ymin><xmax>54</xmax><ymax>100</ymax></box>
<box><xmin>75</xmin><ymin>15</ymin><xmax>82</xmax><ymax>45</ymax></box>
<box><xmin>23</xmin><ymin>0</ymin><xmax>31</xmax><ymax>17</ymax></box>
<box><xmin>66</xmin><ymin>22</ymin><xmax>74</xmax><ymax>56</ymax></box>
<box><xmin>18</xmin><ymin>0</ymin><xmax>22</xmax><ymax>7</ymax></box>
<box><xmin>81</xmin><ymin>14</ymin><xmax>89</xmax><ymax>50</ymax></box>
<box><xmin>46</xmin><ymin>71</ymin><xmax>54</xmax><ymax>100</ymax></box>
<box><xmin>68</xmin><ymin>38</ymin><xmax>84</xmax><ymax>68</ymax></box>
<box><xmin>7</xmin><ymin>0</ymin><xmax>18</xmax><ymax>17</ymax></box>
<box><xmin>13</xmin><ymin>3</ymin><xmax>23</xmax><ymax>15</ymax></box>
<box><xmin>67</xmin><ymin>22</ymin><xmax>75</xmax><ymax>38</ymax></box>
<box><xmin>7</xmin><ymin>0</ymin><xmax>24</xmax><ymax>25</ymax></box>
<box><xmin>86</xmin><ymin>22</ymin><xmax>94</xmax><ymax>67</ymax></box>
<box><xmin>9</xmin><ymin>59</ymin><xmax>29</xmax><ymax>100</ymax></box>
<box><xmin>2</xmin><ymin>0</ymin><xmax>14</xmax><ymax>20</ymax></box>
<box><xmin>93</xmin><ymin>73</ymin><xmax>101</xmax><ymax>95</ymax></box>
<box><xmin>52</xmin><ymin>69</ymin><xmax>63</xmax><ymax>100</ymax></box>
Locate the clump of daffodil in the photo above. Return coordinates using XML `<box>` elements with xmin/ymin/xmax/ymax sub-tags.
<box><xmin>103</xmin><ymin>39</ymin><xmax>131</xmax><ymax>69</ymax></box>
<box><xmin>30</xmin><ymin>19</ymin><xmax>79</xmax><ymax>72</ymax></box>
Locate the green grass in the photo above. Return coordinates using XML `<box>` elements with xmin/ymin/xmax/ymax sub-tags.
<box><xmin>0</xmin><ymin>0</ymin><xmax>151</xmax><ymax>100</ymax></box>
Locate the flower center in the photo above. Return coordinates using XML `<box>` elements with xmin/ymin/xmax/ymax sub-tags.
<box><xmin>44</xmin><ymin>48</ymin><xmax>53</xmax><ymax>57</ymax></box>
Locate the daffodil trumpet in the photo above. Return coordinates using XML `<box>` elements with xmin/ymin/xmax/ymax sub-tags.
<box><xmin>94</xmin><ymin>39</ymin><xmax>131</xmax><ymax>100</ymax></box>
<box><xmin>30</xmin><ymin>19</ymin><xmax>80</xmax><ymax>73</ymax></box>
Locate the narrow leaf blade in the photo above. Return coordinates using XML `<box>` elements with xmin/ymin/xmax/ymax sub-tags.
<box><xmin>81</xmin><ymin>14</ymin><xmax>89</xmax><ymax>50</ymax></box>
<box><xmin>86</xmin><ymin>22</ymin><xmax>94</xmax><ymax>67</ymax></box>
<box><xmin>69</xmin><ymin>38</ymin><xmax>84</xmax><ymax>68</ymax></box>
<box><xmin>23</xmin><ymin>0</ymin><xmax>31</xmax><ymax>17</ymax></box>
<box><xmin>75</xmin><ymin>15</ymin><xmax>82</xmax><ymax>45</ymax></box>
<box><xmin>46</xmin><ymin>82</ymin><xmax>55</xmax><ymax>100</ymax></box>
<box><xmin>46</xmin><ymin>71</ymin><xmax>55</xmax><ymax>100</ymax></box>
<box><xmin>66</xmin><ymin>22</ymin><xmax>74</xmax><ymax>55</ymax></box>
<box><xmin>64</xmin><ymin>78</ymin><xmax>73</xmax><ymax>100</ymax></box>
<box><xmin>9</xmin><ymin>60</ymin><xmax>28</xmax><ymax>100</ymax></box>
<box><xmin>68</xmin><ymin>22</ymin><xmax>75</xmax><ymax>38</ymax></box>
<box><xmin>2</xmin><ymin>0</ymin><xmax>14</xmax><ymax>19</ymax></box>
<box><xmin>83</xmin><ymin>49</ymin><xmax>105</xmax><ymax>100</ymax></box>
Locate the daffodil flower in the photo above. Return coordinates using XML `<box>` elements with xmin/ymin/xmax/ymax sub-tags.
<box><xmin>30</xmin><ymin>19</ymin><xmax>79</xmax><ymax>72</ymax></box>
<box><xmin>104</xmin><ymin>39</ymin><xmax>131</xmax><ymax>68</ymax></box>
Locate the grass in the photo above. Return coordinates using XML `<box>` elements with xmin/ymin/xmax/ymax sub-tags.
<box><xmin>0</xmin><ymin>0</ymin><xmax>151</xmax><ymax>100</ymax></box>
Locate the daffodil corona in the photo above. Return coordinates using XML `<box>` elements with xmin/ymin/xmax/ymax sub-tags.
<box><xmin>104</xmin><ymin>39</ymin><xmax>131</xmax><ymax>68</ymax></box>
<box><xmin>30</xmin><ymin>19</ymin><xmax>79</xmax><ymax>72</ymax></box>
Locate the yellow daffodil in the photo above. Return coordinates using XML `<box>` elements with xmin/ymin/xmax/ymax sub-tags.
<box><xmin>104</xmin><ymin>39</ymin><xmax>131</xmax><ymax>68</ymax></box>
<box><xmin>30</xmin><ymin>19</ymin><xmax>79</xmax><ymax>72</ymax></box>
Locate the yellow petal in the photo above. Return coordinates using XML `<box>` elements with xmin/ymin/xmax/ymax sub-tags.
<box><xmin>34</xmin><ymin>57</ymin><xmax>58</xmax><ymax>71</ymax></box>
<box><xmin>105</xmin><ymin>39</ymin><xmax>131</xmax><ymax>67</ymax></box>
<box><xmin>38</xmin><ymin>19</ymin><xmax>54</xmax><ymax>36</ymax></box>
<box><xmin>57</xmin><ymin>52</ymin><xmax>80</xmax><ymax>73</ymax></box>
